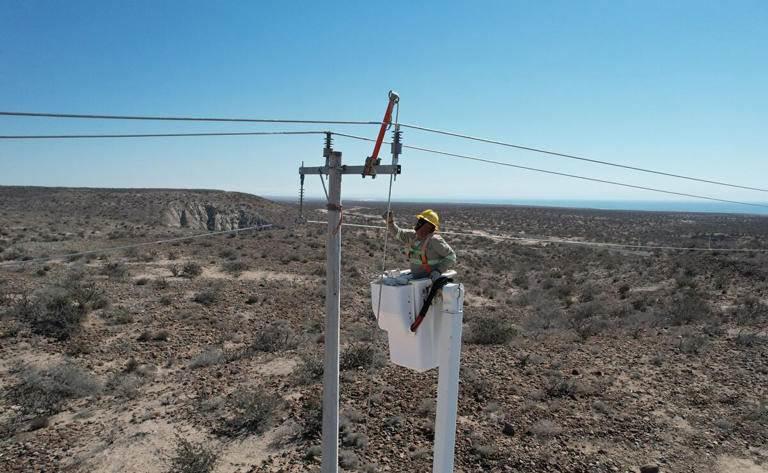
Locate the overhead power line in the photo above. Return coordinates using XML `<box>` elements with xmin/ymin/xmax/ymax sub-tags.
<box><xmin>0</xmin><ymin>224</ymin><xmax>273</xmax><ymax>268</ymax></box>
<box><xmin>0</xmin><ymin>111</ymin><xmax>380</xmax><ymax>126</ymax></box>
<box><xmin>305</xmin><ymin>220</ymin><xmax>768</xmax><ymax>253</ymax></box>
<box><xmin>0</xmin><ymin>131</ymin><xmax>327</xmax><ymax>140</ymax></box>
<box><xmin>3</xmin><ymin>110</ymin><xmax>765</xmax><ymax>195</ymax></box>
<box><xmin>332</xmin><ymin>133</ymin><xmax>768</xmax><ymax>211</ymax></box>
<box><xmin>399</xmin><ymin>123</ymin><xmax>768</xmax><ymax>194</ymax></box>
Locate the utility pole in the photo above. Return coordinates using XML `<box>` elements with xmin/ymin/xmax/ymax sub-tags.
<box><xmin>300</xmin><ymin>130</ymin><xmax>401</xmax><ymax>473</ymax></box>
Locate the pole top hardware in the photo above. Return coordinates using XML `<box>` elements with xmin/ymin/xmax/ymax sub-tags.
<box><xmin>363</xmin><ymin>91</ymin><xmax>400</xmax><ymax>178</ymax></box>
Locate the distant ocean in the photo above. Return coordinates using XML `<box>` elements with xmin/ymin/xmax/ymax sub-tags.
<box><xmin>433</xmin><ymin>199</ymin><xmax>768</xmax><ymax>216</ymax></box>
<box><xmin>268</xmin><ymin>196</ymin><xmax>768</xmax><ymax>216</ymax></box>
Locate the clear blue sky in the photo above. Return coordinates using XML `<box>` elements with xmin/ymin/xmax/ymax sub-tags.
<box><xmin>1</xmin><ymin>0</ymin><xmax>766</xmax><ymax>205</ymax></box>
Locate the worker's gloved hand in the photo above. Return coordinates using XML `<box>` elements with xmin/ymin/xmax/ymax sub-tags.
<box><xmin>429</xmin><ymin>270</ymin><xmax>442</xmax><ymax>282</ymax></box>
<box><xmin>383</xmin><ymin>210</ymin><xmax>394</xmax><ymax>224</ymax></box>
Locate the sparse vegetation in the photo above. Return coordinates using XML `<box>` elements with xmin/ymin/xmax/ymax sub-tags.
<box><xmin>19</xmin><ymin>279</ymin><xmax>105</xmax><ymax>340</ymax></box>
<box><xmin>189</xmin><ymin>347</ymin><xmax>226</xmax><ymax>369</ymax></box>
<box><xmin>193</xmin><ymin>286</ymin><xmax>220</xmax><ymax>306</ymax></box>
<box><xmin>219</xmin><ymin>387</ymin><xmax>280</xmax><ymax>436</ymax></box>
<box><xmin>2</xmin><ymin>189</ymin><xmax>768</xmax><ymax>472</ymax></box>
<box><xmin>137</xmin><ymin>329</ymin><xmax>170</xmax><ymax>342</ymax></box>
<box><xmin>5</xmin><ymin>361</ymin><xmax>101</xmax><ymax>416</ymax></box>
<box><xmin>167</xmin><ymin>436</ymin><xmax>218</xmax><ymax>473</ymax></box>
<box><xmin>101</xmin><ymin>262</ymin><xmax>129</xmax><ymax>280</ymax></box>
<box><xmin>101</xmin><ymin>306</ymin><xmax>133</xmax><ymax>325</ymax></box>
<box><xmin>301</xmin><ymin>394</ymin><xmax>323</xmax><ymax>439</ymax></box>
<box><xmin>340</xmin><ymin>343</ymin><xmax>384</xmax><ymax>371</ymax></box>
<box><xmin>181</xmin><ymin>262</ymin><xmax>203</xmax><ymax>279</ymax></box>
<box><xmin>249</xmin><ymin>320</ymin><xmax>298</xmax><ymax>353</ymax></box>
<box><xmin>293</xmin><ymin>351</ymin><xmax>324</xmax><ymax>384</ymax></box>
<box><xmin>528</xmin><ymin>419</ymin><xmax>563</xmax><ymax>438</ymax></box>
<box><xmin>466</xmin><ymin>317</ymin><xmax>517</xmax><ymax>345</ymax></box>
<box><xmin>222</xmin><ymin>259</ymin><xmax>248</xmax><ymax>276</ymax></box>
<box><xmin>669</xmin><ymin>289</ymin><xmax>711</xmax><ymax>325</ymax></box>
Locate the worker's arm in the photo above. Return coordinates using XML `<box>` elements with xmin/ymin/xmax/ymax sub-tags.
<box><xmin>385</xmin><ymin>211</ymin><xmax>414</xmax><ymax>245</ymax></box>
<box><xmin>429</xmin><ymin>235</ymin><xmax>457</xmax><ymax>274</ymax></box>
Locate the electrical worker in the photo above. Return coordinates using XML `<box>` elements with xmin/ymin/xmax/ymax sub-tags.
<box><xmin>385</xmin><ymin>209</ymin><xmax>456</xmax><ymax>280</ymax></box>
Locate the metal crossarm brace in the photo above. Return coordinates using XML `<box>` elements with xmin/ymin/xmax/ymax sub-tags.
<box><xmin>300</xmin><ymin>164</ymin><xmax>401</xmax><ymax>176</ymax></box>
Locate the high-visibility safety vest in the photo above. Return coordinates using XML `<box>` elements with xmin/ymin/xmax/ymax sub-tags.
<box><xmin>408</xmin><ymin>235</ymin><xmax>441</xmax><ymax>273</ymax></box>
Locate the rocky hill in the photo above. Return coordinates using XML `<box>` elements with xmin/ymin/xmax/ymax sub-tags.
<box><xmin>0</xmin><ymin>186</ymin><xmax>292</xmax><ymax>231</ymax></box>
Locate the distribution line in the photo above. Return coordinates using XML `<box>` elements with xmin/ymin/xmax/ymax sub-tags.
<box><xmin>0</xmin><ymin>111</ymin><xmax>768</xmax><ymax>199</ymax></box>
<box><xmin>0</xmin><ymin>131</ymin><xmax>328</xmax><ymax>139</ymax></box>
<box><xmin>3</xmin><ymin>110</ymin><xmax>764</xmax><ymax>195</ymax></box>
<box><xmin>305</xmin><ymin>220</ymin><xmax>768</xmax><ymax>253</ymax></box>
<box><xmin>399</xmin><ymin>123</ymin><xmax>768</xmax><ymax>194</ymax></box>
<box><xmin>0</xmin><ymin>224</ymin><xmax>273</xmax><ymax>268</ymax></box>
<box><xmin>0</xmin><ymin>111</ymin><xmax>380</xmax><ymax>126</ymax></box>
<box><xmin>332</xmin><ymin>133</ymin><xmax>768</xmax><ymax>211</ymax></box>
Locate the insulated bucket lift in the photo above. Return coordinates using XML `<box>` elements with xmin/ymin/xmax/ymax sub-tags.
<box><xmin>371</xmin><ymin>270</ymin><xmax>465</xmax><ymax>473</ymax></box>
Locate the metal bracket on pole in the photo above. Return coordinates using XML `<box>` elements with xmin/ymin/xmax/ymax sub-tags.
<box><xmin>391</xmin><ymin>124</ymin><xmax>402</xmax><ymax>182</ymax></box>
<box><xmin>319</xmin><ymin>173</ymin><xmax>329</xmax><ymax>202</ymax></box>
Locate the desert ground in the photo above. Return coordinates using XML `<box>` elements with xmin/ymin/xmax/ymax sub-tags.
<box><xmin>1</xmin><ymin>186</ymin><xmax>767</xmax><ymax>473</ymax></box>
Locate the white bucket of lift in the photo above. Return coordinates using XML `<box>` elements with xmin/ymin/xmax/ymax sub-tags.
<box><xmin>371</xmin><ymin>270</ymin><xmax>456</xmax><ymax>372</ymax></box>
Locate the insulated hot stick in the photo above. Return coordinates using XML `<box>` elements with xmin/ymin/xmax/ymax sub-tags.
<box><xmin>362</xmin><ymin>90</ymin><xmax>400</xmax><ymax>178</ymax></box>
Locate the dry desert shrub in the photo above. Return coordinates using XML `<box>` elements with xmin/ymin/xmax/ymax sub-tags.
<box><xmin>731</xmin><ymin>296</ymin><xmax>768</xmax><ymax>326</ymax></box>
<box><xmin>192</xmin><ymin>287</ymin><xmax>220</xmax><ymax>306</ymax></box>
<box><xmin>188</xmin><ymin>347</ymin><xmax>226</xmax><ymax>369</ymax></box>
<box><xmin>219</xmin><ymin>386</ymin><xmax>280</xmax><ymax>436</ymax></box>
<box><xmin>544</xmin><ymin>374</ymin><xmax>582</xmax><ymax>399</ymax></box>
<box><xmin>101</xmin><ymin>261</ymin><xmax>129</xmax><ymax>280</ymax></box>
<box><xmin>669</xmin><ymin>289</ymin><xmax>711</xmax><ymax>325</ymax></box>
<box><xmin>5</xmin><ymin>361</ymin><xmax>101</xmax><ymax>416</ymax></box>
<box><xmin>181</xmin><ymin>261</ymin><xmax>203</xmax><ymax>279</ymax></box>
<box><xmin>567</xmin><ymin>301</ymin><xmax>609</xmax><ymax>340</ymax></box>
<box><xmin>461</xmin><ymin>366</ymin><xmax>492</xmax><ymax>400</ymax></box>
<box><xmin>166</xmin><ymin>436</ymin><xmax>218</xmax><ymax>473</ymax></box>
<box><xmin>152</xmin><ymin>277</ymin><xmax>169</xmax><ymax>289</ymax></box>
<box><xmin>293</xmin><ymin>351</ymin><xmax>324</xmax><ymax>385</ymax></box>
<box><xmin>101</xmin><ymin>306</ymin><xmax>133</xmax><ymax>325</ymax></box>
<box><xmin>304</xmin><ymin>445</ymin><xmax>322</xmax><ymax>461</ymax></box>
<box><xmin>528</xmin><ymin>419</ymin><xmax>562</xmax><ymax>438</ymax></box>
<box><xmin>340</xmin><ymin>343</ymin><xmax>384</xmax><ymax>371</ymax></box>
<box><xmin>466</xmin><ymin>317</ymin><xmax>517</xmax><ymax>345</ymax></box>
<box><xmin>250</xmin><ymin>320</ymin><xmax>299</xmax><ymax>353</ymax></box>
<box><xmin>734</xmin><ymin>330</ymin><xmax>767</xmax><ymax>347</ymax></box>
<box><xmin>21</xmin><ymin>279</ymin><xmax>105</xmax><ymax>340</ymax></box>
<box><xmin>218</xmin><ymin>248</ymin><xmax>238</xmax><ymax>260</ymax></box>
<box><xmin>339</xmin><ymin>450</ymin><xmax>360</xmax><ymax>469</ymax></box>
<box><xmin>137</xmin><ymin>329</ymin><xmax>170</xmax><ymax>342</ymax></box>
<box><xmin>222</xmin><ymin>259</ymin><xmax>248</xmax><ymax>276</ymax></box>
<box><xmin>678</xmin><ymin>330</ymin><xmax>709</xmax><ymax>354</ymax></box>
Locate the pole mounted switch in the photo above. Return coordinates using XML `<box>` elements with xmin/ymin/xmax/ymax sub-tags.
<box><xmin>363</xmin><ymin>90</ymin><xmax>400</xmax><ymax>178</ymax></box>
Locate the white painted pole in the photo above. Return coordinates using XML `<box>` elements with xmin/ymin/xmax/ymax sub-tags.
<box><xmin>322</xmin><ymin>149</ymin><xmax>342</xmax><ymax>473</ymax></box>
<box><xmin>433</xmin><ymin>284</ymin><xmax>464</xmax><ymax>473</ymax></box>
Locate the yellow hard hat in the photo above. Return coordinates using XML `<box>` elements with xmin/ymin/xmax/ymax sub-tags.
<box><xmin>416</xmin><ymin>209</ymin><xmax>440</xmax><ymax>230</ymax></box>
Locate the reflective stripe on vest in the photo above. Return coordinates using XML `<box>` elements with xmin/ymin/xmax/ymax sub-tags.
<box><xmin>408</xmin><ymin>236</ymin><xmax>434</xmax><ymax>271</ymax></box>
